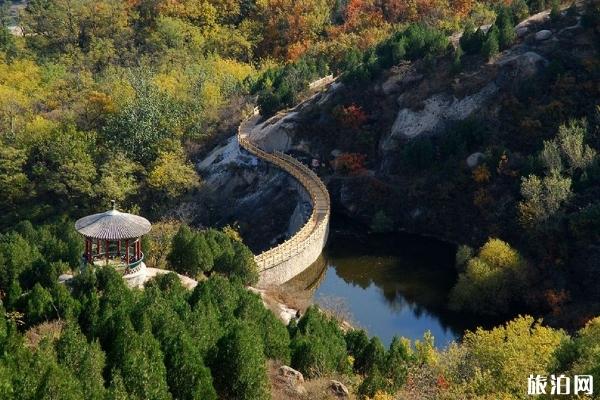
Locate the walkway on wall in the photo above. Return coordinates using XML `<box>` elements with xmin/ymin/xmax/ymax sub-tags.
<box><xmin>237</xmin><ymin>111</ymin><xmax>331</xmax><ymax>276</ymax></box>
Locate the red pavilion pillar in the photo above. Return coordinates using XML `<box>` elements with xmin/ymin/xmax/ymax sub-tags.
<box><xmin>125</xmin><ymin>239</ymin><xmax>129</xmax><ymax>265</ymax></box>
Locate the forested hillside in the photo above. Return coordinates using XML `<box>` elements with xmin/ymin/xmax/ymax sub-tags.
<box><xmin>1</xmin><ymin>0</ymin><xmax>600</xmax><ymax>398</ymax></box>
<box><xmin>263</xmin><ymin>0</ymin><xmax>600</xmax><ymax>328</ymax></box>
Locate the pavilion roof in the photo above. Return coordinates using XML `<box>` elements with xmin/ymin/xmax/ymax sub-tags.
<box><xmin>75</xmin><ymin>207</ymin><xmax>151</xmax><ymax>240</ymax></box>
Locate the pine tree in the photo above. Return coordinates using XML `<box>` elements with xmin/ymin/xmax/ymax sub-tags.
<box><xmin>497</xmin><ymin>7</ymin><xmax>516</xmax><ymax>49</ymax></box>
<box><xmin>167</xmin><ymin>225</ymin><xmax>193</xmax><ymax>272</ymax></box>
<box><xmin>56</xmin><ymin>322</ymin><xmax>106</xmax><ymax>400</ymax></box>
<box><xmin>106</xmin><ymin>370</ymin><xmax>129</xmax><ymax>400</ymax></box>
<box><xmin>550</xmin><ymin>0</ymin><xmax>561</xmax><ymax>21</ymax></box>
<box><xmin>213</xmin><ymin>322</ymin><xmax>269</xmax><ymax>400</ymax></box>
<box><xmin>482</xmin><ymin>26</ymin><xmax>500</xmax><ymax>60</ymax></box>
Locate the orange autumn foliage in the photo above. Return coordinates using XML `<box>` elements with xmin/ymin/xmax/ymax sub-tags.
<box><xmin>334</xmin><ymin>104</ymin><xmax>368</xmax><ymax>130</ymax></box>
<box><xmin>333</xmin><ymin>153</ymin><xmax>367</xmax><ymax>175</ymax></box>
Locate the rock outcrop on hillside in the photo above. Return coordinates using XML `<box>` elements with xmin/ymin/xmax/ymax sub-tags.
<box><xmin>227</xmin><ymin>5</ymin><xmax>594</xmax><ymax>249</ymax></box>
<box><xmin>196</xmin><ymin>4</ymin><xmax>598</xmax><ymax>260</ymax></box>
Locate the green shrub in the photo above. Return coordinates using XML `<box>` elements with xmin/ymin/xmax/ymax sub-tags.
<box><xmin>358</xmin><ymin>367</ymin><xmax>387</xmax><ymax>399</ymax></box>
<box><xmin>345</xmin><ymin>329</ymin><xmax>369</xmax><ymax>371</ymax></box>
<box><xmin>482</xmin><ymin>26</ymin><xmax>500</xmax><ymax>60</ymax></box>
<box><xmin>385</xmin><ymin>337</ymin><xmax>414</xmax><ymax>391</ymax></box>
<box><xmin>528</xmin><ymin>0</ymin><xmax>546</xmax><ymax>14</ymax></box>
<box><xmin>511</xmin><ymin>0</ymin><xmax>530</xmax><ymax>21</ymax></box>
<box><xmin>168</xmin><ymin>226</ymin><xmax>258</xmax><ymax>284</ymax></box>
<box><xmin>455</xmin><ymin>245</ymin><xmax>473</xmax><ymax>271</ymax></box>
<box><xmin>550</xmin><ymin>0</ymin><xmax>561</xmax><ymax>21</ymax></box>
<box><xmin>290</xmin><ymin>307</ymin><xmax>348</xmax><ymax>377</ymax></box>
<box><xmin>212</xmin><ymin>322</ymin><xmax>269</xmax><ymax>400</ymax></box>
<box><xmin>460</xmin><ymin>22</ymin><xmax>486</xmax><ymax>55</ymax></box>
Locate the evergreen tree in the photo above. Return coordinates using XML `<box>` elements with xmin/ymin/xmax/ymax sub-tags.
<box><xmin>158</xmin><ymin>326</ymin><xmax>217</xmax><ymax>400</ymax></box>
<box><xmin>56</xmin><ymin>322</ymin><xmax>106</xmax><ymax>400</ymax></box>
<box><xmin>497</xmin><ymin>7</ymin><xmax>516</xmax><ymax>49</ymax></box>
<box><xmin>482</xmin><ymin>26</ymin><xmax>500</xmax><ymax>60</ymax></box>
<box><xmin>167</xmin><ymin>225</ymin><xmax>194</xmax><ymax>272</ymax></box>
<box><xmin>35</xmin><ymin>363</ymin><xmax>85</xmax><ymax>400</ymax></box>
<box><xmin>26</xmin><ymin>283</ymin><xmax>54</xmax><ymax>326</ymax></box>
<box><xmin>550</xmin><ymin>0</ymin><xmax>561</xmax><ymax>21</ymax></box>
<box><xmin>111</xmin><ymin>322</ymin><xmax>171</xmax><ymax>400</ymax></box>
<box><xmin>362</xmin><ymin>337</ymin><xmax>386</xmax><ymax>374</ymax></box>
<box><xmin>213</xmin><ymin>322</ymin><xmax>269</xmax><ymax>400</ymax></box>
<box><xmin>460</xmin><ymin>22</ymin><xmax>486</xmax><ymax>54</ymax></box>
<box><xmin>290</xmin><ymin>307</ymin><xmax>348</xmax><ymax>377</ymax></box>
<box><xmin>345</xmin><ymin>329</ymin><xmax>369</xmax><ymax>372</ymax></box>
<box><xmin>107</xmin><ymin>370</ymin><xmax>129</xmax><ymax>400</ymax></box>
<box><xmin>386</xmin><ymin>337</ymin><xmax>415</xmax><ymax>391</ymax></box>
<box><xmin>194</xmin><ymin>233</ymin><xmax>214</xmax><ymax>274</ymax></box>
<box><xmin>528</xmin><ymin>0</ymin><xmax>546</xmax><ymax>14</ymax></box>
<box><xmin>511</xmin><ymin>0</ymin><xmax>530</xmax><ymax>21</ymax></box>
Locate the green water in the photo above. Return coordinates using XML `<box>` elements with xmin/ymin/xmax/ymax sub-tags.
<box><xmin>304</xmin><ymin>224</ymin><xmax>484</xmax><ymax>348</ymax></box>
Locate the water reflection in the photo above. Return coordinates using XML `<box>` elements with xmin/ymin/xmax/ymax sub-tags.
<box><xmin>304</xmin><ymin>229</ymin><xmax>483</xmax><ymax>348</ymax></box>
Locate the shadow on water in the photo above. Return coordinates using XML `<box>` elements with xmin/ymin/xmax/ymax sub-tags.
<box><xmin>288</xmin><ymin>213</ymin><xmax>498</xmax><ymax>348</ymax></box>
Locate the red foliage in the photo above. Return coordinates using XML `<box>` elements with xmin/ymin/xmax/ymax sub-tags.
<box><xmin>334</xmin><ymin>104</ymin><xmax>368</xmax><ymax>130</ymax></box>
<box><xmin>544</xmin><ymin>289</ymin><xmax>570</xmax><ymax>316</ymax></box>
<box><xmin>436</xmin><ymin>374</ymin><xmax>450</xmax><ymax>390</ymax></box>
<box><xmin>332</xmin><ymin>153</ymin><xmax>367</xmax><ymax>175</ymax></box>
<box><xmin>343</xmin><ymin>0</ymin><xmax>385</xmax><ymax>31</ymax></box>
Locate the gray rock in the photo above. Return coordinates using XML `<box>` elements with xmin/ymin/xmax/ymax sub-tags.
<box><xmin>496</xmin><ymin>51</ymin><xmax>548</xmax><ymax>87</ymax></box>
<box><xmin>277</xmin><ymin>366</ymin><xmax>306</xmax><ymax>396</ymax></box>
<box><xmin>535</xmin><ymin>30</ymin><xmax>553</xmax><ymax>41</ymax></box>
<box><xmin>516</xmin><ymin>26</ymin><xmax>529</xmax><ymax>37</ymax></box>
<box><xmin>278</xmin><ymin>366</ymin><xmax>304</xmax><ymax>384</ymax></box>
<box><xmin>58</xmin><ymin>274</ymin><xmax>73</xmax><ymax>284</ymax></box>
<box><xmin>467</xmin><ymin>152</ymin><xmax>486</xmax><ymax>168</ymax></box>
<box><xmin>386</xmin><ymin>83</ymin><xmax>498</xmax><ymax>144</ymax></box>
<box><xmin>330</xmin><ymin>380</ymin><xmax>349</xmax><ymax>397</ymax></box>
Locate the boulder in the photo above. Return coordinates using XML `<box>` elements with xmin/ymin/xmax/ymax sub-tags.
<box><xmin>516</xmin><ymin>26</ymin><xmax>529</xmax><ymax>37</ymax></box>
<box><xmin>466</xmin><ymin>152</ymin><xmax>485</xmax><ymax>168</ymax></box>
<box><xmin>278</xmin><ymin>366</ymin><xmax>304</xmax><ymax>385</ymax></box>
<box><xmin>535</xmin><ymin>30</ymin><xmax>552</xmax><ymax>41</ymax></box>
<box><xmin>277</xmin><ymin>366</ymin><xmax>306</xmax><ymax>396</ymax></box>
<box><xmin>496</xmin><ymin>52</ymin><xmax>548</xmax><ymax>87</ymax></box>
<box><xmin>330</xmin><ymin>380</ymin><xmax>349</xmax><ymax>397</ymax></box>
<box><xmin>58</xmin><ymin>274</ymin><xmax>73</xmax><ymax>284</ymax></box>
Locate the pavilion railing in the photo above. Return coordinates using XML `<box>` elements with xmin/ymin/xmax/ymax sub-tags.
<box><xmin>82</xmin><ymin>252</ymin><xmax>145</xmax><ymax>275</ymax></box>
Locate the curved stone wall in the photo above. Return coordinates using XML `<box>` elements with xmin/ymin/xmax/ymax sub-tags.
<box><xmin>238</xmin><ymin>111</ymin><xmax>330</xmax><ymax>287</ymax></box>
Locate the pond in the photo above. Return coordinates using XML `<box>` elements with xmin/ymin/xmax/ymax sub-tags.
<box><xmin>287</xmin><ymin>217</ymin><xmax>486</xmax><ymax>348</ymax></box>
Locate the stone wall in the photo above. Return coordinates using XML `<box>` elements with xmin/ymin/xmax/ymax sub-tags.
<box><xmin>238</xmin><ymin>110</ymin><xmax>331</xmax><ymax>288</ymax></box>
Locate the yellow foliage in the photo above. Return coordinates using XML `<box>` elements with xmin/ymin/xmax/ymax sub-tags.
<box><xmin>222</xmin><ymin>225</ymin><xmax>242</xmax><ymax>242</ymax></box>
<box><xmin>147</xmin><ymin>149</ymin><xmax>200</xmax><ymax>198</ymax></box>
<box><xmin>368</xmin><ymin>391</ymin><xmax>394</xmax><ymax>400</ymax></box>
<box><xmin>154</xmin><ymin>70</ymin><xmax>188</xmax><ymax>100</ymax></box>
<box><xmin>472</xmin><ymin>165</ymin><xmax>490</xmax><ymax>183</ymax></box>
<box><xmin>0</xmin><ymin>59</ymin><xmax>42</xmax><ymax>93</ymax></box>
<box><xmin>461</xmin><ymin>316</ymin><xmax>567</xmax><ymax>397</ymax></box>
<box><xmin>19</xmin><ymin>117</ymin><xmax>61</xmax><ymax>146</ymax></box>
<box><xmin>200</xmin><ymin>82</ymin><xmax>222</xmax><ymax>110</ymax></box>
<box><xmin>478</xmin><ymin>238</ymin><xmax>521</xmax><ymax>269</ymax></box>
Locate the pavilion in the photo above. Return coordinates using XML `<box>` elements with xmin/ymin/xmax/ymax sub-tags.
<box><xmin>74</xmin><ymin>201</ymin><xmax>151</xmax><ymax>274</ymax></box>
